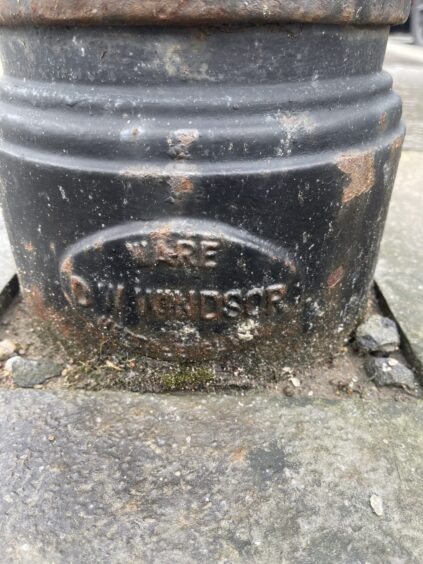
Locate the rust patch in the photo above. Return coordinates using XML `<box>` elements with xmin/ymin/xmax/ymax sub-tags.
<box><xmin>150</xmin><ymin>224</ymin><xmax>172</xmax><ymax>241</ymax></box>
<box><xmin>169</xmin><ymin>177</ymin><xmax>194</xmax><ymax>199</ymax></box>
<box><xmin>383</xmin><ymin>133</ymin><xmax>405</xmax><ymax>185</ymax></box>
<box><xmin>340</xmin><ymin>5</ymin><xmax>355</xmax><ymax>21</ymax></box>
<box><xmin>338</xmin><ymin>151</ymin><xmax>376</xmax><ymax>204</ymax></box>
<box><xmin>23</xmin><ymin>242</ymin><xmax>35</xmax><ymax>254</ymax></box>
<box><xmin>387</xmin><ymin>134</ymin><xmax>405</xmax><ymax>177</ymax></box>
<box><xmin>230</xmin><ymin>447</ymin><xmax>247</xmax><ymax>463</ymax></box>
<box><xmin>379</xmin><ymin>111</ymin><xmax>388</xmax><ymax>131</ymax></box>
<box><xmin>391</xmin><ymin>134</ymin><xmax>405</xmax><ymax>155</ymax></box>
<box><xmin>24</xmin><ymin>286</ymin><xmax>48</xmax><ymax>320</ymax></box>
<box><xmin>25</xmin><ymin>286</ymin><xmax>80</xmax><ymax>339</ymax></box>
<box><xmin>61</xmin><ymin>256</ymin><xmax>74</xmax><ymax>277</ymax></box>
<box><xmin>327</xmin><ymin>266</ymin><xmax>345</xmax><ymax>289</ymax></box>
<box><xmin>0</xmin><ymin>1</ymin><xmax>410</xmax><ymax>26</ymax></box>
<box><xmin>24</xmin><ymin>285</ymin><xmax>109</xmax><ymax>352</ymax></box>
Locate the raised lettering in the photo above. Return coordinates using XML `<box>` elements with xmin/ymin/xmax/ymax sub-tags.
<box><xmin>100</xmin><ymin>282</ymin><xmax>116</xmax><ymax>312</ymax></box>
<box><xmin>176</xmin><ymin>239</ymin><xmax>197</xmax><ymax>267</ymax></box>
<box><xmin>266</xmin><ymin>284</ymin><xmax>287</xmax><ymax>316</ymax></box>
<box><xmin>223</xmin><ymin>290</ymin><xmax>243</xmax><ymax>319</ymax></box>
<box><xmin>114</xmin><ymin>284</ymin><xmax>126</xmax><ymax>323</ymax></box>
<box><xmin>134</xmin><ymin>286</ymin><xmax>147</xmax><ymax>318</ymax></box>
<box><xmin>174</xmin><ymin>289</ymin><xmax>199</xmax><ymax>321</ymax></box>
<box><xmin>245</xmin><ymin>288</ymin><xmax>265</xmax><ymax>317</ymax></box>
<box><xmin>126</xmin><ymin>240</ymin><xmax>148</xmax><ymax>265</ymax></box>
<box><xmin>149</xmin><ymin>289</ymin><xmax>168</xmax><ymax>318</ymax></box>
<box><xmin>155</xmin><ymin>240</ymin><xmax>177</xmax><ymax>267</ymax></box>
<box><xmin>200</xmin><ymin>240</ymin><xmax>220</xmax><ymax>268</ymax></box>
<box><xmin>70</xmin><ymin>275</ymin><xmax>92</xmax><ymax>307</ymax></box>
<box><xmin>121</xmin><ymin>237</ymin><xmax>221</xmax><ymax>269</ymax></box>
<box><xmin>200</xmin><ymin>290</ymin><xmax>223</xmax><ymax>321</ymax></box>
<box><xmin>71</xmin><ymin>282</ymin><xmax>290</xmax><ymax>322</ymax></box>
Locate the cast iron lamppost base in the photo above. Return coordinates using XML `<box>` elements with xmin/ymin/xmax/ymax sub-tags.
<box><xmin>0</xmin><ymin>1</ymin><xmax>410</xmax><ymax>365</ymax></box>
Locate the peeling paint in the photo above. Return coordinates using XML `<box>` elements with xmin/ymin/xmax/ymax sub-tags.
<box><xmin>276</xmin><ymin>112</ymin><xmax>315</xmax><ymax>133</ymax></box>
<box><xmin>23</xmin><ymin>242</ymin><xmax>35</xmax><ymax>254</ymax></box>
<box><xmin>169</xmin><ymin>176</ymin><xmax>194</xmax><ymax>200</ymax></box>
<box><xmin>167</xmin><ymin>129</ymin><xmax>200</xmax><ymax>160</ymax></box>
<box><xmin>379</xmin><ymin>111</ymin><xmax>388</xmax><ymax>130</ymax></box>
<box><xmin>237</xmin><ymin>319</ymin><xmax>258</xmax><ymax>341</ymax></box>
<box><xmin>338</xmin><ymin>151</ymin><xmax>376</xmax><ymax>204</ymax></box>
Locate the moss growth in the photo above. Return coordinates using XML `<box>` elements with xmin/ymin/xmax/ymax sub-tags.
<box><xmin>161</xmin><ymin>366</ymin><xmax>215</xmax><ymax>391</ymax></box>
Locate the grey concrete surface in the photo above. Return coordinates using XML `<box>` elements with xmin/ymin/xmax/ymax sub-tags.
<box><xmin>385</xmin><ymin>36</ymin><xmax>423</xmax><ymax>151</ymax></box>
<box><xmin>376</xmin><ymin>152</ymin><xmax>423</xmax><ymax>376</ymax></box>
<box><xmin>375</xmin><ymin>38</ymin><xmax>423</xmax><ymax>375</ymax></box>
<box><xmin>0</xmin><ymin>390</ymin><xmax>422</xmax><ymax>564</ymax></box>
<box><xmin>0</xmin><ymin>209</ymin><xmax>16</xmax><ymax>294</ymax></box>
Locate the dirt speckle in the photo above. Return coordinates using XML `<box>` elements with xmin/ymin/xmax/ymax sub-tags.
<box><xmin>169</xmin><ymin>177</ymin><xmax>194</xmax><ymax>199</ymax></box>
<box><xmin>23</xmin><ymin>242</ymin><xmax>35</xmax><ymax>254</ymax></box>
<box><xmin>327</xmin><ymin>266</ymin><xmax>345</xmax><ymax>289</ymax></box>
<box><xmin>370</xmin><ymin>494</ymin><xmax>384</xmax><ymax>517</ymax></box>
<box><xmin>60</xmin><ymin>257</ymin><xmax>73</xmax><ymax>277</ymax></box>
<box><xmin>230</xmin><ymin>447</ymin><xmax>247</xmax><ymax>464</ymax></box>
<box><xmin>379</xmin><ymin>111</ymin><xmax>388</xmax><ymax>130</ymax></box>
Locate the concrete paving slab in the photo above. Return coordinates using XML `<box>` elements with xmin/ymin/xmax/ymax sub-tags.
<box><xmin>377</xmin><ymin>151</ymin><xmax>423</xmax><ymax>376</ymax></box>
<box><xmin>0</xmin><ymin>209</ymin><xmax>18</xmax><ymax>313</ymax></box>
<box><xmin>0</xmin><ymin>390</ymin><xmax>422</xmax><ymax>563</ymax></box>
<box><xmin>385</xmin><ymin>37</ymin><xmax>423</xmax><ymax>151</ymax></box>
<box><xmin>0</xmin><ymin>209</ymin><xmax>15</xmax><ymax>279</ymax></box>
<box><xmin>0</xmin><ymin>210</ymin><xmax>15</xmax><ymax>288</ymax></box>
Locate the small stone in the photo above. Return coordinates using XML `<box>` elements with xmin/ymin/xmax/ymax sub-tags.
<box><xmin>370</xmin><ymin>494</ymin><xmax>384</xmax><ymax>517</ymax></box>
<box><xmin>355</xmin><ymin>315</ymin><xmax>400</xmax><ymax>354</ymax></box>
<box><xmin>283</xmin><ymin>385</ymin><xmax>295</xmax><ymax>397</ymax></box>
<box><xmin>5</xmin><ymin>357</ymin><xmax>63</xmax><ymax>388</ymax></box>
<box><xmin>0</xmin><ymin>339</ymin><xmax>18</xmax><ymax>361</ymax></box>
<box><xmin>365</xmin><ymin>357</ymin><xmax>417</xmax><ymax>389</ymax></box>
<box><xmin>290</xmin><ymin>377</ymin><xmax>301</xmax><ymax>388</ymax></box>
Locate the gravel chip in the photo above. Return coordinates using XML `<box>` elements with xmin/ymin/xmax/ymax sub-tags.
<box><xmin>365</xmin><ymin>357</ymin><xmax>417</xmax><ymax>389</ymax></box>
<box><xmin>355</xmin><ymin>315</ymin><xmax>400</xmax><ymax>354</ymax></box>
<box><xmin>0</xmin><ymin>339</ymin><xmax>18</xmax><ymax>361</ymax></box>
<box><xmin>370</xmin><ymin>494</ymin><xmax>384</xmax><ymax>517</ymax></box>
<box><xmin>5</xmin><ymin>357</ymin><xmax>63</xmax><ymax>388</ymax></box>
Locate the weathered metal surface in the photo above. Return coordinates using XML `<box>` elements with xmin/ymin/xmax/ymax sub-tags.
<box><xmin>0</xmin><ymin>17</ymin><xmax>406</xmax><ymax>362</ymax></box>
<box><xmin>0</xmin><ymin>0</ymin><xmax>412</xmax><ymax>26</ymax></box>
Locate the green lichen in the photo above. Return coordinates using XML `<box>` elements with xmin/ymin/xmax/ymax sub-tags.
<box><xmin>160</xmin><ymin>366</ymin><xmax>214</xmax><ymax>391</ymax></box>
